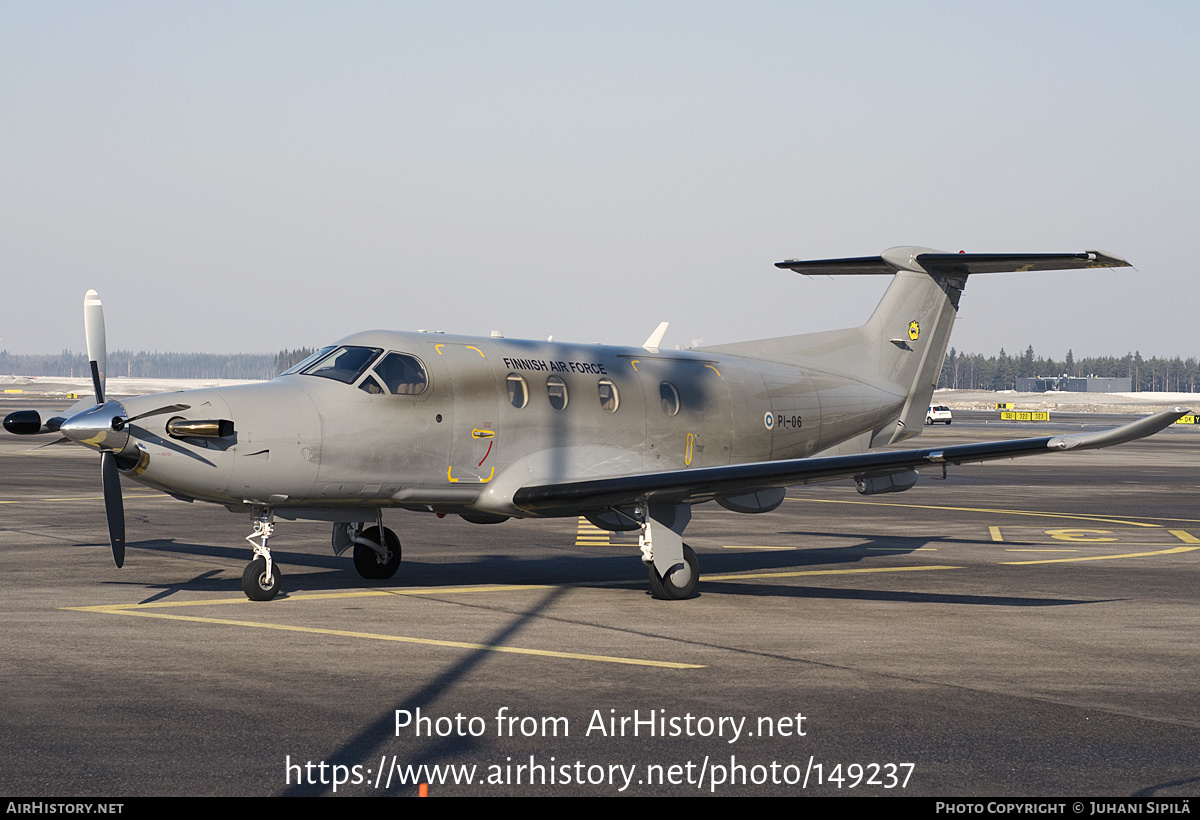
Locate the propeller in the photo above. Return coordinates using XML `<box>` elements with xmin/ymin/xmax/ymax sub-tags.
<box><xmin>84</xmin><ymin>290</ymin><xmax>123</xmax><ymax>567</ymax></box>
<box><xmin>6</xmin><ymin>290</ymin><xmax>219</xmax><ymax>568</ymax></box>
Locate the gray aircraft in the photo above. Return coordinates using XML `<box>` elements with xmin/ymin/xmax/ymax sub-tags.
<box><xmin>4</xmin><ymin>247</ymin><xmax>1188</xmax><ymax>601</ymax></box>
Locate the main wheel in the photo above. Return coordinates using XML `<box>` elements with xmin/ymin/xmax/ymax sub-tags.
<box><xmin>242</xmin><ymin>557</ymin><xmax>282</xmax><ymax>601</ymax></box>
<box><xmin>648</xmin><ymin>544</ymin><xmax>699</xmax><ymax>600</ymax></box>
<box><xmin>353</xmin><ymin>526</ymin><xmax>402</xmax><ymax>579</ymax></box>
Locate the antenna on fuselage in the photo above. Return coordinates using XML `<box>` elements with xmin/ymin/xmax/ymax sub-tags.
<box><xmin>642</xmin><ymin>321</ymin><xmax>669</xmax><ymax>352</ymax></box>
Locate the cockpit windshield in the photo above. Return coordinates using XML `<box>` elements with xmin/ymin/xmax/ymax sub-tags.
<box><xmin>280</xmin><ymin>346</ymin><xmax>335</xmax><ymax>376</ymax></box>
<box><xmin>295</xmin><ymin>346</ymin><xmax>383</xmax><ymax>384</ymax></box>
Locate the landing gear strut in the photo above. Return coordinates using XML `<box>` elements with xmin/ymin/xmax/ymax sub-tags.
<box><xmin>242</xmin><ymin>508</ymin><xmax>281</xmax><ymax>601</ymax></box>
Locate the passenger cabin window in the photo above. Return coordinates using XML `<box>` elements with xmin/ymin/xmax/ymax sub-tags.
<box><xmin>368</xmin><ymin>352</ymin><xmax>428</xmax><ymax>395</ymax></box>
<box><xmin>660</xmin><ymin>381</ymin><xmax>680</xmax><ymax>416</ymax></box>
<box><xmin>300</xmin><ymin>346</ymin><xmax>382</xmax><ymax>384</ymax></box>
<box><xmin>547</xmin><ymin>376</ymin><xmax>568</xmax><ymax>410</ymax></box>
<box><xmin>507</xmin><ymin>373</ymin><xmax>528</xmax><ymax>408</ymax></box>
<box><xmin>598</xmin><ymin>378</ymin><xmax>619</xmax><ymax>413</ymax></box>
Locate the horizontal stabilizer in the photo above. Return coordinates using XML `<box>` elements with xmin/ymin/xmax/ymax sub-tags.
<box><xmin>776</xmin><ymin>247</ymin><xmax>1132</xmax><ymax>276</ymax></box>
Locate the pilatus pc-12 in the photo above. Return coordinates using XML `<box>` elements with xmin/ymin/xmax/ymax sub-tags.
<box><xmin>5</xmin><ymin>247</ymin><xmax>1187</xmax><ymax>601</ymax></box>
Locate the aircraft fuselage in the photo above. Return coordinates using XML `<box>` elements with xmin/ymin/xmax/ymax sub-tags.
<box><xmin>113</xmin><ymin>330</ymin><xmax>903</xmax><ymax>522</ymax></box>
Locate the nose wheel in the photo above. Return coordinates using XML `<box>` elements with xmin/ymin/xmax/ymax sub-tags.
<box><xmin>243</xmin><ymin>557</ymin><xmax>283</xmax><ymax>601</ymax></box>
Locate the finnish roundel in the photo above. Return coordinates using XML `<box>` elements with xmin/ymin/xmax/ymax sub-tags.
<box><xmin>764</xmin><ymin>412</ymin><xmax>774</xmax><ymax>430</ymax></box>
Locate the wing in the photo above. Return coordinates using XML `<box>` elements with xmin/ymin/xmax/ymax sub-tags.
<box><xmin>511</xmin><ymin>408</ymin><xmax>1188</xmax><ymax>515</ymax></box>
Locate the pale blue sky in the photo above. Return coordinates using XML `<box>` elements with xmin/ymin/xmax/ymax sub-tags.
<box><xmin>3</xmin><ymin>2</ymin><xmax>1197</xmax><ymax>359</ymax></box>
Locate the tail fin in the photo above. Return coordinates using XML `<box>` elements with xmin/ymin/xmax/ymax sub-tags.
<box><xmin>706</xmin><ymin>247</ymin><xmax>1130</xmax><ymax>446</ymax></box>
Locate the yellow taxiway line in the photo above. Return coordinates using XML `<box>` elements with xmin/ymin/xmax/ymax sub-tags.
<box><xmin>1002</xmin><ymin>545</ymin><xmax>1198</xmax><ymax>565</ymax></box>
<box><xmin>790</xmin><ymin>497</ymin><xmax>1165</xmax><ymax>528</ymax></box>
<box><xmin>703</xmin><ymin>565</ymin><xmax>961</xmax><ymax>582</ymax></box>
<box><xmin>64</xmin><ymin>588</ymin><xmax>704</xmax><ymax>670</ymax></box>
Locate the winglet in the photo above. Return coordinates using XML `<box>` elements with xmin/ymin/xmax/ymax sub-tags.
<box><xmin>1048</xmin><ymin>408</ymin><xmax>1190</xmax><ymax>451</ymax></box>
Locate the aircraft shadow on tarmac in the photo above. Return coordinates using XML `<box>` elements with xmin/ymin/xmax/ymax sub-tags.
<box><xmin>95</xmin><ymin>533</ymin><xmax>1108</xmax><ymax>610</ymax></box>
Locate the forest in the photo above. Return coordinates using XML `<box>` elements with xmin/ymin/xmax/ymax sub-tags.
<box><xmin>2</xmin><ymin>346</ymin><xmax>1196</xmax><ymax>394</ymax></box>
<box><xmin>938</xmin><ymin>347</ymin><xmax>1198</xmax><ymax>393</ymax></box>
<box><xmin>0</xmin><ymin>348</ymin><xmax>317</xmax><ymax>381</ymax></box>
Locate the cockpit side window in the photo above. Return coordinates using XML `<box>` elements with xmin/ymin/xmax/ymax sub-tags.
<box><xmin>300</xmin><ymin>346</ymin><xmax>383</xmax><ymax>384</ymax></box>
<box><xmin>370</xmin><ymin>352</ymin><xmax>428</xmax><ymax>395</ymax></box>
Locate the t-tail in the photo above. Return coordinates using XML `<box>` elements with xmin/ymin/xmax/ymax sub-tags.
<box><xmin>703</xmin><ymin>246</ymin><xmax>1132</xmax><ymax>446</ymax></box>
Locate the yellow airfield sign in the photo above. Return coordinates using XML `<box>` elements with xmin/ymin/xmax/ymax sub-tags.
<box><xmin>1000</xmin><ymin>411</ymin><xmax>1050</xmax><ymax>422</ymax></box>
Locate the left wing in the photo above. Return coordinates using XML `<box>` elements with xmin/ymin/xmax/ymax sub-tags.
<box><xmin>511</xmin><ymin>408</ymin><xmax>1188</xmax><ymax>514</ymax></box>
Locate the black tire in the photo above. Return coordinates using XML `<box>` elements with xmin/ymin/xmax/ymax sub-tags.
<box><xmin>354</xmin><ymin>526</ymin><xmax>402</xmax><ymax>580</ymax></box>
<box><xmin>648</xmin><ymin>544</ymin><xmax>699</xmax><ymax>600</ymax></box>
<box><xmin>946</xmin><ymin>420</ymin><xmax>952</xmax><ymax>425</ymax></box>
<box><xmin>242</xmin><ymin>557</ymin><xmax>282</xmax><ymax>601</ymax></box>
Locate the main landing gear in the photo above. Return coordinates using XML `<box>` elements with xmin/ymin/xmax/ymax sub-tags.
<box><xmin>648</xmin><ymin>544</ymin><xmax>699</xmax><ymax>600</ymax></box>
<box><xmin>351</xmin><ymin>525</ymin><xmax>402</xmax><ymax>580</ymax></box>
<box><xmin>331</xmin><ymin>519</ymin><xmax>403</xmax><ymax>581</ymax></box>
<box><xmin>638</xmin><ymin>502</ymin><xmax>699</xmax><ymax>600</ymax></box>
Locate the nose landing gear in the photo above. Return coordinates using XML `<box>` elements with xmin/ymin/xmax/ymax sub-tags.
<box><xmin>242</xmin><ymin>509</ymin><xmax>281</xmax><ymax>601</ymax></box>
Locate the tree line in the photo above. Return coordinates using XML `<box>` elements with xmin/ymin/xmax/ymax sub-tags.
<box><xmin>0</xmin><ymin>348</ymin><xmax>319</xmax><ymax>381</ymax></box>
<box><xmin>939</xmin><ymin>347</ymin><xmax>1199</xmax><ymax>393</ymax></box>
<box><xmin>4</xmin><ymin>345</ymin><xmax>1196</xmax><ymax>393</ymax></box>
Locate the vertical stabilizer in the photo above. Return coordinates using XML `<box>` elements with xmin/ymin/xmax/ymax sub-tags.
<box><xmin>702</xmin><ymin>247</ymin><xmax>1130</xmax><ymax>446</ymax></box>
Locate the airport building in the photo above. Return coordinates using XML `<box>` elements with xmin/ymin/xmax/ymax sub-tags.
<box><xmin>1015</xmin><ymin>376</ymin><xmax>1132</xmax><ymax>393</ymax></box>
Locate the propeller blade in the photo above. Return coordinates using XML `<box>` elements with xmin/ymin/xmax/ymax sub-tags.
<box><xmin>100</xmin><ymin>452</ymin><xmax>126</xmax><ymax>568</ymax></box>
<box><xmin>31</xmin><ymin>437</ymin><xmax>73</xmax><ymax>450</ymax></box>
<box><xmin>84</xmin><ymin>290</ymin><xmax>106</xmax><ymax>405</ymax></box>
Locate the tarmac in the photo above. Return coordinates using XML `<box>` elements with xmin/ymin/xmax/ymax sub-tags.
<box><xmin>1</xmin><ymin>407</ymin><xmax>1197</xmax><ymax>796</ymax></box>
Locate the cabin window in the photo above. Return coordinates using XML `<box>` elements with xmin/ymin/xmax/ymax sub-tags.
<box><xmin>597</xmin><ymin>378</ymin><xmax>619</xmax><ymax>413</ymax></box>
<box><xmin>660</xmin><ymin>381</ymin><xmax>680</xmax><ymax>416</ymax></box>
<box><xmin>507</xmin><ymin>373</ymin><xmax>528</xmax><ymax>408</ymax></box>
<box><xmin>372</xmin><ymin>352</ymin><xmax>428</xmax><ymax>395</ymax></box>
<box><xmin>547</xmin><ymin>376</ymin><xmax>568</xmax><ymax>410</ymax></box>
<box><xmin>300</xmin><ymin>346</ymin><xmax>382</xmax><ymax>384</ymax></box>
